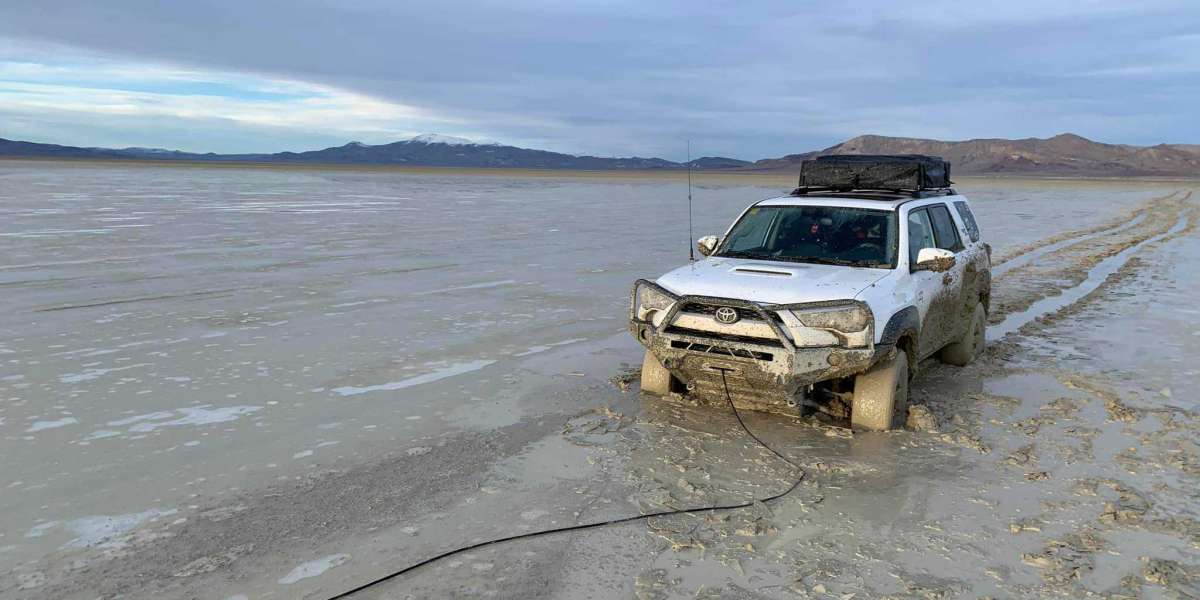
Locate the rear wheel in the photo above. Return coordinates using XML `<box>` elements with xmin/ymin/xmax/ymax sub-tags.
<box><xmin>640</xmin><ymin>350</ymin><xmax>674</xmax><ymax>396</ymax></box>
<box><xmin>851</xmin><ymin>350</ymin><xmax>909</xmax><ymax>431</ymax></box>
<box><xmin>940</xmin><ymin>303</ymin><xmax>986</xmax><ymax>366</ymax></box>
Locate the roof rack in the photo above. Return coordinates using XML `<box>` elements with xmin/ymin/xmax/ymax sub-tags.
<box><xmin>788</xmin><ymin>186</ymin><xmax>957</xmax><ymax>199</ymax></box>
<box><xmin>795</xmin><ymin>154</ymin><xmax>953</xmax><ymax>199</ymax></box>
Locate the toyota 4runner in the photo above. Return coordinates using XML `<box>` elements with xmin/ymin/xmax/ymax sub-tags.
<box><xmin>629</xmin><ymin>155</ymin><xmax>991</xmax><ymax>430</ymax></box>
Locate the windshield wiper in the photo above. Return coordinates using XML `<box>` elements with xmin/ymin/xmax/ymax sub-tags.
<box><xmin>720</xmin><ymin>251</ymin><xmax>882</xmax><ymax>268</ymax></box>
<box><xmin>716</xmin><ymin>250</ymin><xmax>773</xmax><ymax>261</ymax></box>
<box><xmin>778</xmin><ymin>256</ymin><xmax>874</xmax><ymax>267</ymax></box>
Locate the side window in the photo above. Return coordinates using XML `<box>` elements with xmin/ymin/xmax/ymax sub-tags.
<box><xmin>928</xmin><ymin>204</ymin><xmax>964</xmax><ymax>252</ymax></box>
<box><xmin>953</xmin><ymin>200</ymin><xmax>981</xmax><ymax>243</ymax></box>
<box><xmin>907</xmin><ymin>208</ymin><xmax>936</xmax><ymax>266</ymax></box>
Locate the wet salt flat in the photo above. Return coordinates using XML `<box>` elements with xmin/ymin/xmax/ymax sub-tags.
<box><xmin>0</xmin><ymin>160</ymin><xmax>1190</xmax><ymax>596</ymax></box>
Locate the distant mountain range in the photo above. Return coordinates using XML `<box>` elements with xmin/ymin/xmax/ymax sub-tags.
<box><xmin>0</xmin><ymin>134</ymin><xmax>746</xmax><ymax>171</ymax></box>
<box><xmin>2</xmin><ymin>132</ymin><xmax>1197</xmax><ymax>177</ymax></box>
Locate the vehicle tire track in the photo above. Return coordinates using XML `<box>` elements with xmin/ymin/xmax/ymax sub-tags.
<box><xmin>1003</xmin><ymin>199</ymin><xmax>1200</xmax><ymax>337</ymax></box>
<box><xmin>992</xmin><ymin>212</ymin><xmax>1148</xmax><ymax>279</ymax></box>
<box><xmin>990</xmin><ymin>191</ymin><xmax>1179</xmax><ymax>269</ymax></box>
<box><xmin>989</xmin><ymin>205</ymin><xmax>1196</xmax><ymax>341</ymax></box>
<box><xmin>987</xmin><ymin>191</ymin><xmax>1194</xmax><ymax>326</ymax></box>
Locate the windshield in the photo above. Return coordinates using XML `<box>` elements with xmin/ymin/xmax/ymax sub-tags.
<box><xmin>715</xmin><ymin>205</ymin><xmax>898</xmax><ymax>268</ymax></box>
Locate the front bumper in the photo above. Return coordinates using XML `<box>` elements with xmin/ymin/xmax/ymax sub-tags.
<box><xmin>629</xmin><ymin>280</ymin><xmax>887</xmax><ymax>409</ymax></box>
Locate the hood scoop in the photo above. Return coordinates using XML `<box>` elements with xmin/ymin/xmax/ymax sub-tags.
<box><xmin>732</xmin><ymin>266</ymin><xmax>795</xmax><ymax>277</ymax></box>
<box><xmin>658</xmin><ymin>258</ymin><xmax>887</xmax><ymax>304</ymax></box>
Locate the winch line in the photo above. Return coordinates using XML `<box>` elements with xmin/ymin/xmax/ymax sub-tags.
<box><xmin>324</xmin><ymin>369</ymin><xmax>803</xmax><ymax>599</ymax></box>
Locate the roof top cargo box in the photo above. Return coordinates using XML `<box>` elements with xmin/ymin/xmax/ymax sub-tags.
<box><xmin>797</xmin><ymin>154</ymin><xmax>952</xmax><ymax>193</ymax></box>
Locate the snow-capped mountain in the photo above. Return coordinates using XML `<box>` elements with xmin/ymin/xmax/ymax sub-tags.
<box><xmin>262</xmin><ymin>136</ymin><xmax>690</xmax><ymax>169</ymax></box>
<box><xmin>407</xmin><ymin>133</ymin><xmax>484</xmax><ymax>146</ymax></box>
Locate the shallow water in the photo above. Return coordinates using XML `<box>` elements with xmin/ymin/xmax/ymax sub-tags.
<box><xmin>0</xmin><ymin>160</ymin><xmax>1191</xmax><ymax>597</ymax></box>
<box><xmin>1033</xmin><ymin>217</ymin><xmax>1200</xmax><ymax>413</ymax></box>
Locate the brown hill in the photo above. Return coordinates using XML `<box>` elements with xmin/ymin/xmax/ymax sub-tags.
<box><xmin>751</xmin><ymin>133</ymin><xmax>1200</xmax><ymax>177</ymax></box>
<box><xmin>3</xmin><ymin>132</ymin><xmax>1196</xmax><ymax>177</ymax></box>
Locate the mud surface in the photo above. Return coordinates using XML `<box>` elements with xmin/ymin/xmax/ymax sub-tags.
<box><xmin>0</xmin><ymin>161</ymin><xmax>1197</xmax><ymax>599</ymax></box>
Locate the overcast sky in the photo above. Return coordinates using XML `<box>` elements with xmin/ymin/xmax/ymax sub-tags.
<box><xmin>1</xmin><ymin>0</ymin><xmax>1197</xmax><ymax>160</ymax></box>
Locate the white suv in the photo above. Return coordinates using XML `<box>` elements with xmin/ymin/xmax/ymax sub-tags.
<box><xmin>629</xmin><ymin>183</ymin><xmax>990</xmax><ymax>430</ymax></box>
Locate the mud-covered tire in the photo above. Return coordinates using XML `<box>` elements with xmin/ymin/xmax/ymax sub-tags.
<box><xmin>940</xmin><ymin>303</ymin><xmax>986</xmax><ymax>367</ymax></box>
<box><xmin>640</xmin><ymin>351</ymin><xmax>673</xmax><ymax>396</ymax></box>
<box><xmin>851</xmin><ymin>350</ymin><xmax>909</xmax><ymax>431</ymax></box>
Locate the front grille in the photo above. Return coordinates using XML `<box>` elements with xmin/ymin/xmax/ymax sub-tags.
<box><xmin>683</xmin><ymin>304</ymin><xmax>763</xmax><ymax>321</ymax></box>
<box><xmin>665</xmin><ymin>326</ymin><xmax>785</xmax><ymax>347</ymax></box>
<box><xmin>670</xmin><ymin>339</ymin><xmax>774</xmax><ymax>361</ymax></box>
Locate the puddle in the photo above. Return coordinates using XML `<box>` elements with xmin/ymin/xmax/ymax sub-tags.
<box><xmin>125</xmin><ymin>406</ymin><xmax>263</xmax><ymax>432</ymax></box>
<box><xmin>25</xmin><ymin>508</ymin><xmax>178</xmax><ymax>549</ymax></box>
<box><xmin>24</xmin><ymin>417</ymin><xmax>79</xmax><ymax>433</ymax></box>
<box><xmin>332</xmin><ymin>359</ymin><xmax>497</xmax><ymax>396</ymax></box>
<box><xmin>277</xmin><ymin>553</ymin><xmax>350</xmax><ymax>584</ymax></box>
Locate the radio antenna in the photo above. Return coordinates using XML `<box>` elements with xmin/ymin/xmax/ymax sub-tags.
<box><xmin>687</xmin><ymin>140</ymin><xmax>695</xmax><ymax>262</ymax></box>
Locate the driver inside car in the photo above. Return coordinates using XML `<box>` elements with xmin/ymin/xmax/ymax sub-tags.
<box><xmin>774</xmin><ymin>215</ymin><xmax>823</xmax><ymax>257</ymax></box>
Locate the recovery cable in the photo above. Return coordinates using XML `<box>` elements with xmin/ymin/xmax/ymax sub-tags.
<box><xmin>325</xmin><ymin>368</ymin><xmax>803</xmax><ymax>599</ymax></box>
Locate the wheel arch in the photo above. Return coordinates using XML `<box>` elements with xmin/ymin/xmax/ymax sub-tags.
<box><xmin>978</xmin><ymin>266</ymin><xmax>992</xmax><ymax>313</ymax></box>
<box><xmin>880</xmin><ymin>306</ymin><xmax>920</xmax><ymax>373</ymax></box>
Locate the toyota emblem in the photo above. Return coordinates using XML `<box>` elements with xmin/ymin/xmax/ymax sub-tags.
<box><xmin>714</xmin><ymin>307</ymin><xmax>740</xmax><ymax>324</ymax></box>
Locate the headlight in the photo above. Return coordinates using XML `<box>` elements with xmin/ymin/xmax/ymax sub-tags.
<box><xmin>790</xmin><ymin>303</ymin><xmax>873</xmax><ymax>348</ymax></box>
<box><xmin>631</xmin><ymin>282</ymin><xmax>676</xmax><ymax>325</ymax></box>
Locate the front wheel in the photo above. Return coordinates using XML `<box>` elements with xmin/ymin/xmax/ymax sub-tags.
<box><xmin>640</xmin><ymin>350</ymin><xmax>674</xmax><ymax>396</ymax></box>
<box><xmin>851</xmin><ymin>350</ymin><xmax>909</xmax><ymax>431</ymax></box>
<box><xmin>940</xmin><ymin>303</ymin><xmax>986</xmax><ymax>366</ymax></box>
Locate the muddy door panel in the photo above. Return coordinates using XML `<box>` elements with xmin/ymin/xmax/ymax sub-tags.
<box><xmin>914</xmin><ymin>270</ymin><xmax>948</xmax><ymax>358</ymax></box>
<box><xmin>922</xmin><ymin>204</ymin><xmax>969</xmax><ymax>355</ymax></box>
<box><xmin>927</xmin><ymin>254</ymin><xmax>966</xmax><ymax>352</ymax></box>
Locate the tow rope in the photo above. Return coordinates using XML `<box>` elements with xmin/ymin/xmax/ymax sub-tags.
<box><xmin>325</xmin><ymin>368</ymin><xmax>804</xmax><ymax>599</ymax></box>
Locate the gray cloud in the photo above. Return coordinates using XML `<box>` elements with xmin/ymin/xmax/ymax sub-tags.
<box><xmin>1</xmin><ymin>0</ymin><xmax>1197</xmax><ymax>158</ymax></box>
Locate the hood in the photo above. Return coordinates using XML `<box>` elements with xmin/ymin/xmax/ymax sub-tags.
<box><xmin>654</xmin><ymin>257</ymin><xmax>891</xmax><ymax>305</ymax></box>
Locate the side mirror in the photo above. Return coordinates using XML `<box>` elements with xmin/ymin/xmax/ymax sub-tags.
<box><xmin>914</xmin><ymin>247</ymin><xmax>956</xmax><ymax>272</ymax></box>
<box><xmin>697</xmin><ymin>235</ymin><xmax>720</xmax><ymax>257</ymax></box>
